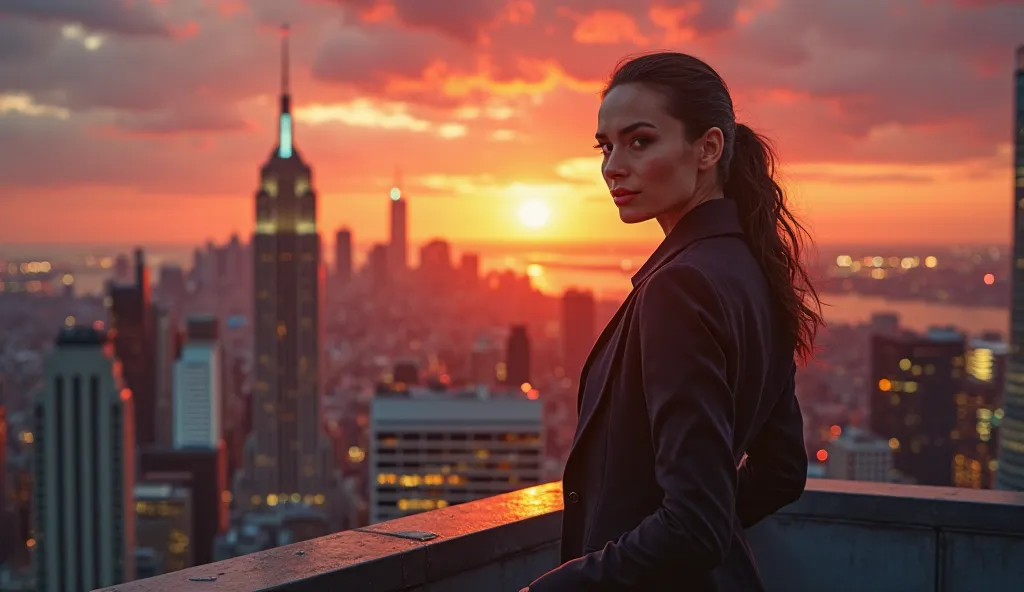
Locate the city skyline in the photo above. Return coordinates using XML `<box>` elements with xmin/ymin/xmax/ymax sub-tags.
<box><xmin>0</xmin><ymin>0</ymin><xmax>1021</xmax><ymax>246</ymax></box>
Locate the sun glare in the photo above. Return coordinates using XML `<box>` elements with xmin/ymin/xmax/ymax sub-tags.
<box><xmin>518</xmin><ymin>199</ymin><xmax>550</xmax><ymax>229</ymax></box>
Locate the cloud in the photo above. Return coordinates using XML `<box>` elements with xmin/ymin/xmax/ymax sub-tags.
<box><xmin>108</xmin><ymin>106</ymin><xmax>252</xmax><ymax>137</ymax></box>
<box><xmin>0</xmin><ymin>0</ymin><xmax>1020</xmax><ymax>217</ymax></box>
<box><xmin>0</xmin><ymin>0</ymin><xmax>173</xmax><ymax>36</ymax></box>
<box><xmin>330</xmin><ymin>0</ymin><xmax>509</xmax><ymax>44</ymax></box>
<box><xmin>0</xmin><ymin>20</ymin><xmax>62</xmax><ymax>62</ymax></box>
<box><xmin>390</xmin><ymin>0</ymin><xmax>508</xmax><ymax>44</ymax></box>
<box><xmin>311</xmin><ymin>21</ymin><xmax>465</xmax><ymax>90</ymax></box>
<box><xmin>297</xmin><ymin>99</ymin><xmax>436</xmax><ymax>132</ymax></box>
<box><xmin>0</xmin><ymin>93</ymin><xmax>70</xmax><ymax>119</ymax></box>
<box><xmin>571</xmin><ymin>10</ymin><xmax>650</xmax><ymax>45</ymax></box>
<box><xmin>294</xmin><ymin>98</ymin><xmax>478</xmax><ymax>140</ymax></box>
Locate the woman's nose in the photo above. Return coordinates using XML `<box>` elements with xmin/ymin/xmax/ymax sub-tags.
<box><xmin>603</xmin><ymin>158</ymin><xmax>627</xmax><ymax>181</ymax></box>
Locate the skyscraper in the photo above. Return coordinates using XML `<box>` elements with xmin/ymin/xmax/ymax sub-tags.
<box><xmin>334</xmin><ymin>227</ymin><xmax>353</xmax><ymax>284</ymax></box>
<box><xmin>237</xmin><ymin>25</ymin><xmax>337</xmax><ymax>508</ymax></box>
<box><xmin>35</xmin><ymin>327</ymin><xmax>135</xmax><ymax>591</ymax></box>
<box><xmin>0</xmin><ymin>406</ymin><xmax>6</xmax><ymax>517</ymax></box>
<box><xmin>389</xmin><ymin>170</ymin><xmax>408</xmax><ymax>274</ymax></box>
<box><xmin>173</xmin><ymin>316</ymin><xmax>222</xmax><ymax>449</ymax></box>
<box><xmin>562</xmin><ymin>289</ymin><xmax>597</xmax><ymax>383</ymax></box>
<box><xmin>505</xmin><ymin>325</ymin><xmax>531</xmax><ymax>387</ymax></box>
<box><xmin>869</xmin><ymin>328</ymin><xmax>964</xmax><ymax>487</ymax></box>
<box><xmin>998</xmin><ymin>46</ymin><xmax>1024</xmax><ymax>491</ymax></box>
<box><xmin>109</xmin><ymin>248</ymin><xmax>156</xmax><ymax>447</ymax></box>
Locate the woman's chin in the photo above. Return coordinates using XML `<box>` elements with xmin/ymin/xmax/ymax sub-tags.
<box><xmin>617</xmin><ymin>206</ymin><xmax>651</xmax><ymax>225</ymax></box>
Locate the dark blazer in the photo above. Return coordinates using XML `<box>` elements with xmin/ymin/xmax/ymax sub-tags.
<box><xmin>528</xmin><ymin>199</ymin><xmax>808</xmax><ymax>591</ymax></box>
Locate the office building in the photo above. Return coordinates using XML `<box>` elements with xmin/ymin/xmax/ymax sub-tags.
<box><xmin>389</xmin><ymin>174</ymin><xmax>408</xmax><ymax>275</ymax></box>
<box><xmin>370</xmin><ymin>386</ymin><xmax>544</xmax><ymax>523</ymax></box>
<box><xmin>138</xmin><ymin>445</ymin><xmax>227</xmax><ymax>568</ymax></box>
<box><xmin>368</xmin><ymin>243</ymin><xmax>389</xmax><ymax>290</ymax></box>
<box><xmin>958</xmin><ymin>338</ymin><xmax>1007</xmax><ymax>489</ymax></box>
<box><xmin>505</xmin><ymin>325</ymin><xmax>531</xmax><ymax>387</ymax></box>
<box><xmin>236</xmin><ymin>24</ymin><xmax>340</xmax><ymax>514</ymax></box>
<box><xmin>869</xmin><ymin>327</ymin><xmax>965</xmax><ymax>486</ymax></box>
<box><xmin>34</xmin><ymin>327</ymin><xmax>135</xmax><ymax>591</ymax></box>
<box><xmin>334</xmin><ymin>227</ymin><xmax>352</xmax><ymax>284</ymax></box>
<box><xmin>134</xmin><ymin>482</ymin><xmax>193</xmax><ymax>574</ymax></box>
<box><xmin>825</xmin><ymin>427</ymin><xmax>894</xmax><ymax>483</ymax></box>
<box><xmin>459</xmin><ymin>252</ymin><xmax>480</xmax><ymax>289</ymax></box>
<box><xmin>173</xmin><ymin>316</ymin><xmax>222</xmax><ymax>449</ymax></box>
<box><xmin>153</xmin><ymin>305</ymin><xmax>179</xmax><ymax>447</ymax></box>
<box><xmin>109</xmin><ymin>248</ymin><xmax>156</xmax><ymax>447</ymax></box>
<box><xmin>469</xmin><ymin>335</ymin><xmax>500</xmax><ymax>386</ymax></box>
<box><xmin>561</xmin><ymin>289</ymin><xmax>596</xmax><ymax>383</ymax></box>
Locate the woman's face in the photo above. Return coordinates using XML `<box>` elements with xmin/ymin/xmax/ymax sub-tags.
<box><xmin>595</xmin><ymin>83</ymin><xmax>721</xmax><ymax>228</ymax></box>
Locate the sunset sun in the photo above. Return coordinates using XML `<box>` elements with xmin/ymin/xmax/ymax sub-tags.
<box><xmin>518</xmin><ymin>199</ymin><xmax>551</xmax><ymax>229</ymax></box>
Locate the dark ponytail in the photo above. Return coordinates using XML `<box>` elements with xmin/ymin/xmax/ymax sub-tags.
<box><xmin>724</xmin><ymin>123</ymin><xmax>823</xmax><ymax>363</ymax></box>
<box><xmin>606</xmin><ymin>52</ymin><xmax>824</xmax><ymax>363</ymax></box>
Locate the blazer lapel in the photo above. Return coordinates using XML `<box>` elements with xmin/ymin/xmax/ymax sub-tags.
<box><xmin>572</xmin><ymin>291</ymin><xmax>636</xmax><ymax>447</ymax></box>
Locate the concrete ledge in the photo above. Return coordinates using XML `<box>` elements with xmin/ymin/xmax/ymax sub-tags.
<box><xmin>96</xmin><ymin>483</ymin><xmax>563</xmax><ymax>592</ymax></box>
<box><xmin>775</xmin><ymin>478</ymin><xmax>1024</xmax><ymax>533</ymax></box>
<box><xmin>98</xmin><ymin>480</ymin><xmax>1024</xmax><ymax>592</ymax></box>
<box><xmin>748</xmin><ymin>480</ymin><xmax>1024</xmax><ymax>592</ymax></box>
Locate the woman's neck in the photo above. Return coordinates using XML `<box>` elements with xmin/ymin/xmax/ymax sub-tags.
<box><xmin>656</xmin><ymin>188</ymin><xmax>725</xmax><ymax>236</ymax></box>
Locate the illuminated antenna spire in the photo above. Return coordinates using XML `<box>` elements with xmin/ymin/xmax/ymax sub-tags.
<box><xmin>276</xmin><ymin>23</ymin><xmax>293</xmax><ymax>158</ymax></box>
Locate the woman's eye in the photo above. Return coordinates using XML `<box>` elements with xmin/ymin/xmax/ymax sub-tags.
<box><xmin>630</xmin><ymin>137</ymin><xmax>650</xmax><ymax>149</ymax></box>
<box><xmin>593</xmin><ymin>143</ymin><xmax>611</xmax><ymax>155</ymax></box>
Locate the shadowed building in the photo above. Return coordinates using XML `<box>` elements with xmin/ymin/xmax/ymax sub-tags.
<box><xmin>998</xmin><ymin>45</ymin><xmax>1024</xmax><ymax>491</ymax></box>
<box><xmin>35</xmin><ymin>327</ymin><xmax>135</xmax><ymax>590</ymax></box>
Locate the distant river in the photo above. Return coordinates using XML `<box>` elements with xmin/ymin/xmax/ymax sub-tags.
<box><xmin>817</xmin><ymin>293</ymin><xmax>1008</xmax><ymax>337</ymax></box>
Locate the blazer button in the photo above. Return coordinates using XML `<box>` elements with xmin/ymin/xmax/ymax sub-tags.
<box><xmin>568</xmin><ymin>491</ymin><xmax>579</xmax><ymax>504</ymax></box>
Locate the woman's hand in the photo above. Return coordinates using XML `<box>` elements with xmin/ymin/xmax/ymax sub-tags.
<box><xmin>519</xmin><ymin>587</ymin><xmax>529</xmax><ymax>592</ymax></box>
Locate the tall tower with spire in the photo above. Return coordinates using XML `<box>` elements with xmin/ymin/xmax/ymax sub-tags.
<box><xmin>237</xmin><ymin>25</ymin><xmax>341</xmax><ymax>516</ymax></box>
<box><xmin>389</xmin><ymin>166</ymin><xmax>408</xmax><ymax>274</ymax></box>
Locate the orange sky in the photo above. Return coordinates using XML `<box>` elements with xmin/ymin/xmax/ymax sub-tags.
<box><xmin>0</xmin><ymin>0</ymin><xmax>1020</xmax><ymax>246</ymax></box>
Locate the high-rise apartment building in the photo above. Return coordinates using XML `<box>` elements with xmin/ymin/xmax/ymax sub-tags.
<box><xmin>998</xmin><ymin>45</ymin><xmax>1024</xmax><ymax>491</ymax></box>
<box><xmin>34</xmin><ymin>327</ymin><xmax>135</xmax><ymax>591</ymax></box>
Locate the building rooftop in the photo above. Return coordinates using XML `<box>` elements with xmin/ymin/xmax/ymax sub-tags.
<box><xmin>54</xmin><ymin>325</ymin><xmax>107</xmax><ymax>346</ymax></box>
<box><xmin>99</xmin><ymin>479</ymin><xmax>1024</xmax><ymax>592</ymax></box>
<box><xmin>376</xmin><ymin>385</ymin><xmax>538</xmax><ymax>401</ymax></box>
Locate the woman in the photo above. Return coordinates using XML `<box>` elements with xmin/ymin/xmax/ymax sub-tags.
<box><xmin>523</xmin><ymin>52</ymin><xmax>822</xmax><ymax>591</ymax></box>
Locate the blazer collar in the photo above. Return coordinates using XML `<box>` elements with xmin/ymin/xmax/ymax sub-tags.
<box><xmin>631</xmin><ymin>198</ymin><xmax>745</xmax><ymax>288</ymax></box>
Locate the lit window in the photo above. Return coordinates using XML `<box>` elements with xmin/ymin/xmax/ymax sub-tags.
<box><xmin>262</xmin><ymin>177</ymin><xmax>278</xmax><ymax>197</ymax></box>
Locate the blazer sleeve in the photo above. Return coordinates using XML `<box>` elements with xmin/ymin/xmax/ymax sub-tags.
<box><xmin>528</xmin><ymin>265</ymin><xmax>737</xmax><ymax>591</ymax></box>
<box><xmin>736</xmin><ymin>363</ymin><xmax>807</xmax><ymax>529</ymax></box>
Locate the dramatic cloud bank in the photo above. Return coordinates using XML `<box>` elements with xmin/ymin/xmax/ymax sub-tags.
<box><xmin>0</xmin><ymin>0</ymin><xmax>1020</xmax><ymax>244</ymax></box>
